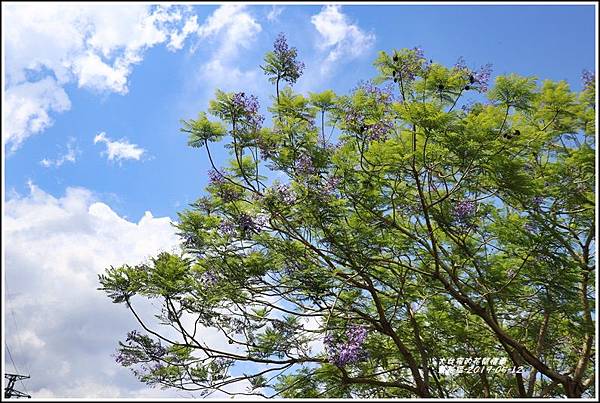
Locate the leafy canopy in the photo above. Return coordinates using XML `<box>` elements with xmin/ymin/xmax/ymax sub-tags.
<box><xmin>99</xmin><ymin>34</ymin><xmax>596</xmax><ymax>398</ymax></box>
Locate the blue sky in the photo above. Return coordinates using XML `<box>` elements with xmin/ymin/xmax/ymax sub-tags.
<box><xmin>2</xmin><ymin>3</ymin><xmax>596</xmax><ymax>398</ymax></box>
<box><xmin>5</xmin><ymin>4</ymin><xmax>595</xmax><ymax>221</ymax></box>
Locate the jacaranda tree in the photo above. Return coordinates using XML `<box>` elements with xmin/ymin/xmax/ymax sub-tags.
<box><xmin>99</xmin><ymin>33</ymin><xmax>596</xmax><ymax>398</ymax></box>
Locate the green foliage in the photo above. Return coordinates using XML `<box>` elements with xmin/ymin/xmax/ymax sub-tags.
<box><xmin>180</xmin><ymin>111</ymin><xmax>226</xmax><ymax>147</ymax></box>
<box><xmin>99</xmin><ymin>43</ymin><xmax>596</xmax><ymax>399</ymax></box>
<box><xmin>488</xmin><ymin>74</ymin><xmax>538</xmax><ymax>110</ymax></box>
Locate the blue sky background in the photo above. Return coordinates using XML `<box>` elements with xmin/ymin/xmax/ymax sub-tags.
<box><xmin>5</xmin><ymin>4</ymin><xmax>596</xmax><ymax>221</ymax></box>
<box><xmin>2</xmin><ymin>3</ymin><xmax>596</xmax><ymax>398</ymax></box>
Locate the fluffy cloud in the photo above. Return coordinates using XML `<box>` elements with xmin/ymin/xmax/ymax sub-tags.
<box><xmin>4</xmin><ymin>78</ymin><xmax>71</xmax><ymax>152</ymax></box>
<box><xmin>93</xmin><ymin>132</ymin><xmax>146</xmax><ymax>162</ymax></box>
<box><xmin>3</xmin><ymin>183</ymin><xmax>181</xmax><ymax>397</ymax></box>
<box><xmin>266</xmin><ymin>6</ymin><xmax>284</xmax><ymax>22</ymax></box>
<box><xmin>40</xmin><ymin>137</ymin><xmax>79</xmax><ymax>168</ymax></box>
<box><xmin>2</xmin><ymin>4</ymin><xmax>199</xmax><ymax>151</ymax></box>
<box><xmin>3</xmin><ymin>183</ymin><xmax>277</xmax><ymax>397</ymax></box>
<box><xmin>168</xmin><ymin>15</ymin><xmax>200</xmax><ymax>51</ymax></box>
<box><xmin>195</xmin><ymin>5</ymin><xmax>262</xmax><ymax>91</ymax></box>
<box><xmin>310</xmin><ymin>5</ymin><xmax>375</xmax><ymax>74</ymax></box>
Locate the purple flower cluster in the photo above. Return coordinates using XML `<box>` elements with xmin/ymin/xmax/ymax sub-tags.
<box><xmin>392</xmin><ymin>47</ymin><xmax>427</xmax><ymax>82</ymax></box>
<box><xmin>218</xmin><ymin>219</ymin><xmax>237</xmax><ymax>237</ymax></box>
<box><xmin>254</xmin><ymin>213</ymin><xmax>270</xmax><ymax>228</ymax></box>
<box><xmin>452</xmin><ymin>200</ymin><xmax>477</xmax><ymax>226</ymax></box>
<box><xmin>367</xmin><ymin>120</ymin><xmax>394</xmax><ymax>141</ymax></box>
<box><xmin>322</xmin><ymin>175</ymin><xmax>341</xmax><ymax>195</ymax></box>
<box><xmin>272</xmin><ymin>182</ymin><xmax>297</xmax><ymax>204</ymax></box>
<box><xmin>208</xmin><ymin>169</ymin><xmax>241</xmax><ymax>202</ymax></box>
<box><xmin>256</xmin><ymin>132</ymin><xmax>277</xmax><ymax>161</ymax></box>
<box><xmin>200</xmin><ymin>270</ymin><xmax>218</xmax><ymax>286</ymax></box>
<box><xmin>344</xmin><ymin>107</ymin><xmax>365</xmax><ymax>129</ymax></box>
<box><xmin>523</xmin><ymin>221</ymin><xmax>538</xmax><ymax>234</ymax></box>
<box><xmin>226</xmin><ymin>212</ymin><xmax>268</xmax><ymax>234</ymax></box>
<box><xmin>343</xmin><ymin>107</ymin><xmax>393</xmax><ymax>141</ymax></box>
<box><xmin>582</xmin><ymin>69</ymin><xmax>595</xmax><ymax>90</ymax></box>
<box><xmin>531</xmin><ymin>196</ymin><xmax>544</xmax><ymax>209</ymax></box>
<box><xmin>272</xmin><ymin>33</ymin><xmax>306</xmax><ymax>85</ymax></box>
<box><xmin>413</xmin><ymin>46</ymin><xmax>425</xmax><ymax>60</ymax></box>
<box><xmin>356</xmin><ymin>80</ymin><xmax>395</xmax><ymax>105</ymax></box>
<box><xmin>208</xmin><ymin>169</ymin><xmax>225</xmax><ymax>186</ymax></box>
<box><xmin>454</xmin><ymin>56</ymin><xmax>469</xmax><ymax>72</ymax></box>
<box><xmin>454</xmin><ymin>57</ymin><xmax>493</xmax><ymax>92</ymax></box>
<box><xmin>295</xmin><ymin>153</ymin><xmax>315</xmax><ymax>175</ymax></box>
<box><xmin>238</xmin><ymin>213</ymin><xmax>257</xmax><ymax>233</ymax></box>
<box><xmin>472</xmin><ymin>64</ymin><xmax>493</xmax><ymax>92</ymax></box>
<box><xmin>232</xmin><ymin>92</ymin><xmax>265</xmax><ymax>129</ymax></box>
<box><xmin>325</xmin><ymin>324</ymin><xmax>369</xmax><ymax>367</ymax></box>
<box><xmin>273</xmin><ymin>33</ymin><xmax>289</xmax><ymax>54</ymax></box>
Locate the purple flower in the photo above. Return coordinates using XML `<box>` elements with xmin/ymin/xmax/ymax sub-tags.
<box><xmin>524</xmin><ymin>221</ymin><xmax>538</xmax><ymax>234</ymax></box>
<box><xmin>236</xmin><ymin>213</ymin><xmax>268</xmax><ymax>234</ymax></box>
<box><xmin>295</xmin><ymin>153</ymin><xmax>315</xmax><ymax>175</ymax></box>
<box><xmin>273</xmin><ymin>33</ymin><xmax>289</xmax><ymax>54</ymax></box>
<box><xmin>272</xmin><ymin>182</ymin><xmax>297</xmax><ymax>204</ymax></box>
<box><xmin>454</xmin><ymin>56</ymin><xmax>469</xmax><ymax>72</ymax></box>
<box><xmin>392</xmin><ymin>47</ymin><xmax>427</xmax><ymax>82</ymax></box>
<box><xmin>208</xmin><ymin>169</ymin><xmax>242</xmax><ymax>202</ymax></box>
<box><xmin>254</xmin><ymin>213</ymin><xmax>270</xmax><ymax>228</ymax></box>
<box><xmin>412</xmin><ymin>46</ymin><xmax>425</xmax><ymax>60</ymax></box>
<box><xmin>218</xmin><ymin>219</ymin><xmax>237</xmax><ymax>237</ymax></box>
<box><xmin>366</xmin><ymin>120</ymin><xmax>393</xmax><ymax>141</ymax></box>
<box><xmin>200</xmin><ymin>270</ymin><xmax>218</xmax><ymax>286</ymax></box>
<box><xmin>271</xmin><ymin>33</ymin><xmax>305</xmax><ymax>85</ymax></box>
<box><xmin>531</xmin><ymin>196</ymin><xmax>544</xmax><ymax>208</ymax></box>
<box><xmin>452</xmin><ymin>200</ymin><xmax>477</xmax><ymax>227</ymax></box>
<box><xmin>324</xmin><ymin>333</ymin><xmax>334</xmax><ymax>346</ymax></box>
<box><xmin>208</xmin><ymin>169</ymin><xmax>225</xmax><ymax>186</ymax></box>
<box><xmin>322</xmin><ymin>175</ymin><xmax>341</xmax><ymax>194</ymax></box>
<box><xmin>356</xmin><ymin>80</ymin><xmax>395</xmax><ymax>105</ymax></box>
<box><xmin>582</xmin><ymin>69</ymin><xmax>595</xmax><ymax>90</ymax></box>
<box><xmin>343</xmin><ymin>87</ymin><xmax>394</xmax><ymax>141</ymax></box>
<box><xmin>116</xmin><ymin>331</ymin><xmax>167</xmax><ymax>367</ymax></box>
<box><xmin>325</xmin><ymin>324</ymin><xmax>369</xmax><ymax>367</ymax></box>
<box><xmin>454</xmin><ymin>57</ymin><xmax>493</xmax><ymax>92</ymax></box>
<box><xmin>238</xmin><ymin>213</ymin><xmax>256</xmax><ymax>233</ymax></box>
<box><xmin>150</xmin><ymin>362</ymin><xmax>165</xmax><ymax>372</ymax></box>
<box><xmin>232</xmin><ymin>92</ymin><xmax>265</xmax><ymax>130</ymax></box>
<box><xmin>344</xmin><ymin>107</ymin><xmax>365</xmax><ymax>129</ymax></box>
<box><xmin>347</xmin><ymin>324</ymin><xmax>367</xmax><ymax>345</ymax></box>
<box><xmin>472</xmin><ymin>64</ymin><xmax>493</xmax><ymax>92</ymax></box>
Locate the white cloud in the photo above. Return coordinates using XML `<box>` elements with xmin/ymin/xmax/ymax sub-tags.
<box><xmin>310</xmin><ymin>5</ymin><xmax>375</xmax><ymax>75</ymax></box>
<box><xmin>195</xmin><ymin>5</ymin><xmax>262</xmax><ymax>90</ymax></box>
<box><xmin>40</xmin><ymin>137</ymin><xmax>79</xmax><ymax>168</ymax></box>
<box><xmin>168</xmin><ymin>15</ymin><xmax>200</xmax><ymax>51</ymax></box>
<box><xmin>2</xmin><ymin>183</ymin><xmax>278</xmax><ymax>398</ymax></box>
<box><xmin>3</xmin><ymin>183</ymin><xmax>182</xmax><ymax>397</ymax></box>
<box><xmin>70</xmin><ymin>51</ymin><xmax>131</xmax><ymax>94</ymax></box>
<box><xmin>4</xmin><ymin>78</ymin><xmax>71</xmax><ymax>152</ymax></box>
<box><xmin>266</xmin><ymin>6</ymin><xmax>284</xmax><ymax>22</ymax></box>
<box><xmin>14</xmin><ymin>329</ymin><xmax>46</xmax><ymax>349</ymax></box>
<box><xmin>93</xmin><ymin>132</ymin><xmax>146</xmax><ymax>162</ymax></box>
<box><xmin>2</xmin><ymin>4</ymin><xmax>198</xmax><ymax>151</ymax></box>
<box><xmin>197</xmin><ymin>4</ymin><xmax>259</xmax><ymax>41</ymax></box>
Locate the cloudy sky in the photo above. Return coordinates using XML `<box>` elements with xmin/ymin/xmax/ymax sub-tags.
<box><xmin>2</xmin><ymin>2</ymin><xmax>596</xmax><ymax>398</ymax></box>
